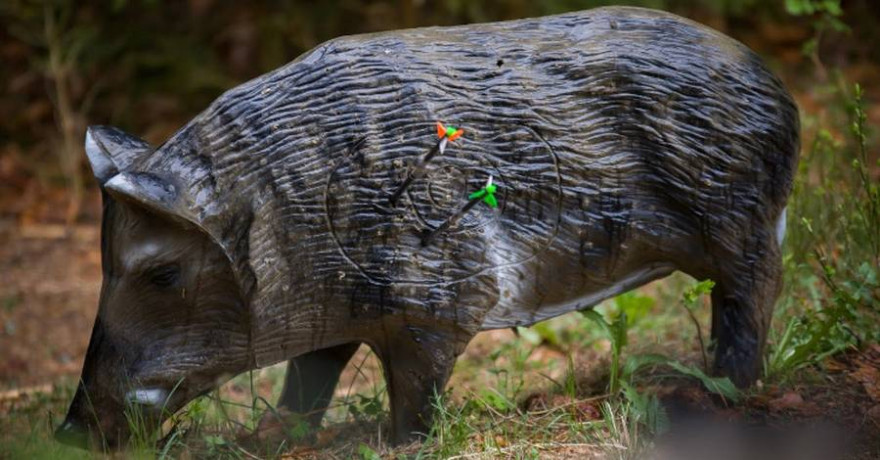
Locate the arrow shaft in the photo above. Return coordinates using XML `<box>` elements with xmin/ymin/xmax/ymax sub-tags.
<box><xmin>420</xmin><ymin>195</ymin><xmax>482</xmax><ymax>247</ymax></box>
<box><xmin>389</xmin><ymin>138</ymin><xmax>445</xmax><ymax>206</ymax></box>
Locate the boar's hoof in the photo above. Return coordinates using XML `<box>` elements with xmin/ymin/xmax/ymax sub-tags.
<box><xmin>714</xmin><ymin>344</ymin><xmax>761</xmax><ymax>388</ymax></box>
<box><xmin>54</xmin><ymin>418</ymin><xmax>91</xmax><ymax>450</ymax></box>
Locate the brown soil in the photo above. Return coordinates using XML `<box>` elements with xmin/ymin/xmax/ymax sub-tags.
<box><xmin>0</xmin><ymin>221</ymin><xmax>101</xmax><ymax>391</ymax></box>
<box><xmin>650</xmin><ymin>347</ymin><xmax>880</xmax><ymax>459</ymax></box>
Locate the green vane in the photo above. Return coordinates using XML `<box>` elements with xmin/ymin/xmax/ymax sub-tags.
<box><xmin>468</xmin><ymin>176</ymin><xmax>498</xmax><ymax>208</ymax></box>
<box><xmin>421</xmin><ymin>175</ymin><xmax>500</xmax><ymax>246</ymax></box>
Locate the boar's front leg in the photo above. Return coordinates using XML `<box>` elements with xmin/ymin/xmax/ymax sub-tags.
<box><xmin>278</xmin><ymin>343</ymin><xmax>360</xmax><ymax>426</ymax></box>
<box><xmin>373</xmin><ymin>323</ymin><xmax>471</xmax><ymax>445</ymax></box>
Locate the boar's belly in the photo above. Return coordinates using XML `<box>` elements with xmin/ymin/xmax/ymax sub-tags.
<box><xmin>480</xmin><ymin>261</ymin><xmax>675</xmax><ymax>329</ymax></box>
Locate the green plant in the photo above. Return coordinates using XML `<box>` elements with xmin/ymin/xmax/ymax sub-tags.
<box><xmin>680</xmin><ymin>280</ymin><xmax>715</xmax><ymax>370</ymax></box>
<box><xmin>582</xmin><ymin>308</ymin><xmax>628</xmax><ymax>394</ymax></box>
<box><xmin>619</xmin><ymin>381</ymin><xmax>668</xmax><ymax>437</ymax></box>
<box><xmin>420</xmin><ymin>391</ymin><xmax>476</xmax><ymax>458</ymax></box>
<box><xmin>581</xmin><ymin>280</ymin><xmax>739</xmax><ymax>438</ymax></box>
<box><xmin>622</xmin><ymin>354</ymin><xmax>740</xmax><ymax>404</ymax></box>
<box><xmin>768</xmin><ymin>83</ymin><xmax>879</xmax><ymax>380</ymax></box>
<box><xmin>613</xmin><ymin>291</ymin><xmax>657</xmax><ymax>326</ymax></box>
<box><xmin>516</xmin><ymin>322</ymin><xmax>563</xmax><ymax>349</ymax></box>
<box><xmin>482</xmin><ymin>339</ymin><xmax>531</xmax><ymax>410</ymax></box>
<box><xmin>564</xmin><ymin>355</ymin><xmax>578</xmax><ymax>399</ymax></box>
<box><xmin>785</xmin><ymin>0</ymin><xmax>848</xmax><ymax>77</ymax></box>
<box><xmin>358</xmin><ymin>442</ymin><xmax>382</xmax><ymax>460</ymax></box>
<box><xmin>347</xmin><ymin>392</ymin><xmax>384</xmax><ymax>422</ymax></box>
<box><xmin>578</xmin><ymin>290</ymin><xmax>658</xmax><ymax>394</ymax></box>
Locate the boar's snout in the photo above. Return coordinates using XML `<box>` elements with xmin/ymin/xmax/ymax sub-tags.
<box><xmin>55</xmin><ymin>383</ymin><xmax>132</xmax><ymax>450</ymax></box>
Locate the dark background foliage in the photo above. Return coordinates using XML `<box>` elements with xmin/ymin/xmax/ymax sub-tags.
<box><xmin>0</xmin><ymin>0</ymin><xmax>878</xmax><ymax>224</ymax></box>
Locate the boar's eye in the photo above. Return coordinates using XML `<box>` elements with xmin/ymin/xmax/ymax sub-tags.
<box><xmin>145</xmin><ymin>264</ymin><xmax>181</xmax><ymax>288</ymax></box>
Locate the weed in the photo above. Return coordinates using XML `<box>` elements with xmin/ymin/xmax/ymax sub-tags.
<box><xmin>419</xmin><ymin>391</ymin><xmax>475</xmax><ymax>458</ymax></box>
<box><xmin>680</xmin><ymin>280</ymin><xmax>715</xmax><ymax>371</ymax></box>
<box><xmin>2</xmin><ymin>294</ymin><xmax>21</xmax><ymax>313</ymax></box>
<box><xmin>598</xmin><ymin>401</ymin><xmax>646</xmax><ymax>460</ymax></box>
<box><xmin>580</xmin><ymin>278</ymin><xmax>739</xmax><ymax>442</ymax></box>
<box><xmin>348</xmin><ymin>392</ymin><xmax>385</xmax><ymax>422</ymax></box>
<box><xmin>358</xmin><ymin>442</ymin><xmax>382</xmax><ymax>460</ymax></box>
<box><xmin>767</xmin><ymin>82</ymin><xmax>880</xmax><ymax>381</ymax></box>
<box><xmin>785</xmin><ymin>0</ymin><xmax>848</xmax><ymax>77</ymax></box>
<box><xmin>581</xmin><ymin>308</ymin><xmax>628</xmax><ymax>394</ymax></box>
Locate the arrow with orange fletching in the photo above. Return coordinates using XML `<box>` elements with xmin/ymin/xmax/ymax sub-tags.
<box><xmin>388</xmin><ymin>121</ymin><xmax>465</xmax><ymax>206</ymax></box>
<box><xmin>436</xmin><ymin>121</ymin><xmax>464</xmax><ymax>142</ymax></box>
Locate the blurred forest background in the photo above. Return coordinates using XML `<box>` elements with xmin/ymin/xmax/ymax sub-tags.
<box><xmin>0</xmin><ymin>0</ymin><xmax>878</xmax><ymax>226</ymax></box>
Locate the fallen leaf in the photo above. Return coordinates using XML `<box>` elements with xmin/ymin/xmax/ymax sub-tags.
<box><xmin>747</xmin><ymin>393</ymin><xmax>772</xmax><ymax>409</ymax></box>
<box><xmin>574</xmin><ymin>401</ymin><xmax>602</xmax><ymax>421</ymax></box>
<box><xmin>824</xmin><ymin>358</ymin><xmax>849</xmax><ymax>373</ymax></box>
<box><xmin>314</xmin><ymin>426</ymin><xmax>339</xmax><ymax>447</ymax></box>
<box><xmin>849</xmin><ymin>358</ymin><xmax>880</xmax><ymax>401</ymax></box>
<box><xmin>769</xmin><ymin>391</ymin><xmax>804</xmax><ymax>412</ymax></box>
<box><xmin>549</xmin><ymin>394</ymin><xmax>574</xmax><ymax>407</ymax></box>
<box><xmin>714</xmin><ymin>408</ymin><xmax>744</xmax><ymax>422</ymax></box>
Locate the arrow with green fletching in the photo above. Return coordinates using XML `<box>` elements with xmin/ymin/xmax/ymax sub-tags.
<box><xmin>469</xmin><ymin>176</ymin><xmax>498</xmax><ymax>208</ymax></box>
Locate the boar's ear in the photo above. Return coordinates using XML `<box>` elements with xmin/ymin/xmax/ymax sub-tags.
<box><xmin>85</xmin><ymin>126</ymin><xmax>153</xmax><ymax>185</ymax></box>
<box><xmin>103</xmin><ymin>172</ymin><xmax>189</xmax><ymax>221</ymax></box>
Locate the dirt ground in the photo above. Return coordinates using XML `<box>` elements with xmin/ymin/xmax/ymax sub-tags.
<box><xmin>0</xmin><ymin>222</ymin><xmax>101</xmax><ymax>391</ymax></box>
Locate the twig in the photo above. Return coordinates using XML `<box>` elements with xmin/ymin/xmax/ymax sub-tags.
<box><xmin>0</xmin><ymin>384</ymin><xmax>54</xmax><ymax>402</ymax></box>
<box><xmin>681</xmin><ymin>303</ymin><xmax>709</xmax><ymax>372</ymax></box>
<box><xmin>236</xmin><ymin>445</ymin><xmax>263</xmax><ymax>460</ymax></box>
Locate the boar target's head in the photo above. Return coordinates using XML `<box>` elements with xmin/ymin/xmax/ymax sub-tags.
<box><xmin>56</xmin><ymin>127</ymin><xmax>251</xmax><ymax>449</ymax></box>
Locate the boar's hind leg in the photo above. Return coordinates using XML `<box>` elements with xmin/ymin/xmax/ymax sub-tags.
<box><xmin>708</xmin><ymin>230</ymin><xmax>783</xmax><ymax>388</ymax></box>
<box><xmin>374</xmin><ymin>326</ymin><xmax>471</xmax><ymax>445</ymax></box>
<box><xmin>278</xmin><ymin>343</ymin><xmax>360</xmax><ymax>426</ymax></box>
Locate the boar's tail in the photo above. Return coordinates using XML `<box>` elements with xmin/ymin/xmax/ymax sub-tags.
<box><xmin>770</xmin><ymin>87</ymin><xmax>799</xmax><ymax>250</ymax></box>
<box><xmin>775</xmin><ymin>206</ymin><xmax>787</xmax><ymax>248</ymax></box>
